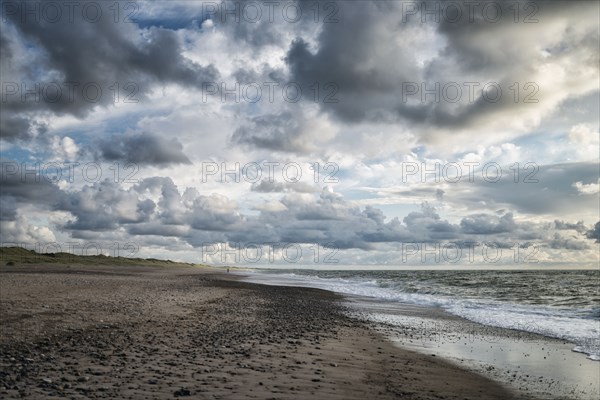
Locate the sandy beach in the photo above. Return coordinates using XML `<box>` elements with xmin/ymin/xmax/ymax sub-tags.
<box><xmin>0</xmin><ymin>263</ymin><xmax>524</xmax><ymax>399</ymax></box>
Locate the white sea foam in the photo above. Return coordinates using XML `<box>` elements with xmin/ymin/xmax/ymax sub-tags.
<box><xmin>447</xmin><ymin>303</ymin><xmax>600</xmax><ymax>360</ymax></box>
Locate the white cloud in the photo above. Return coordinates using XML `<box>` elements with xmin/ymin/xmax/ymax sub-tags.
<box><xmin>0</xmin><ymin>215</ymin><xmax>56</xmax><ymax>245</ymax></box>
<box><xmin>573</xmin><ymin>180</ymin><xmax>600</xmax><ymax>195</ymax></box>
<box><xmin>568</xmin><ymin>124</ymin><xmax>600</xmax><ymax>161</ymax></box>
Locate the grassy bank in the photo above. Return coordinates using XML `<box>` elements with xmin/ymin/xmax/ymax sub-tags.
<box><xmin>0</xmin><ymin>246</ymin><xmax>203</xmax><ymax>268</ymax></box>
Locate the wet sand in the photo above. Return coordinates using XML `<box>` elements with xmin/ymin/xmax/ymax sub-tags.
<box><xmin>1</xmin><ymin>263</ymin><xmax>524</xmax><ymax>399</ymax></box>
<box><xmin>348</xmin><ymin>298</ymin><xmax>600</xmax><ymax>400</ymax></box>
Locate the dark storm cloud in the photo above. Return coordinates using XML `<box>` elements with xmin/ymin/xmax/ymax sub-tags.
<box><xmin>554</xmin><ymin>220</ymin><xmax>587</xmax><ymax>234</ymax></box>
<box><xmin>256</xmin><ymin>193</ymin><xmax>415</xmax><ymax>250</ymax></box>
<box><xmin>119</xmin><ymin>181</ymin><xmax>419</xmax><ymax>250</ymax></box>
<box><xmin>284</xmin><ymin>0</ymin><xmax>599</xmax><ymax>136</ymax></box>
<box><xmin>434</xmin><ymin>0</ymin><xmax>599</xmax><ymax>72</ymax></box>
<box><xmin>402</xmin><ymin>202</ymin><xmax>459</xmax><ymax>241</ymax></box>
<box><xmin>418</xmin><ymin>0</ymin><xmax>600</xmax><ymax>134</ymax></box>
<box><xmin>446</xmin><ymin>162</ymin><xmax>599</xmax><ymax>216</ymax></box>
<box><xmin>460</xmin><ymin>213</ymin><xmax>516</xmax><ymax>234</ymax></box>
<box><xmin>127</xmin><ymin>222</ymin><xmax>187</xmax><ymax>238</ymax></box>
<box><xmin>58</xmin><ymin>179</ymin><xmax>156</xmax><ymax>231</ymax></box>
<box><xmin>1</xmin><ymin>1</ymin><xmax>219</xmax><ymax>140</ymax></box>
<box><xmin>134</xmin><ymin>176</ymin><xmax>188</xmax><ymax>226</ymax></box>
<box><xmin>433</xmin><ymin>0</ymin><xmax>545</xmax><ymax>72</ymax></box>
<box><xmin>0</xmin><ymin>32</ymin><xmax>11</xmax><ymax>59</ymax></box>
<box><xmin>232</xmin><ymin>67</ymin><xmax>287</xmax><ymax>87</ymax></box>
<box><xmin>0</xmin><ymin>164</ymin><xmax>155</xmax><ymax>230</ymax></box>
<box><xmin>97</xmin><ymin>133</ymin><xmax>192</xmax><ymax>165</ymax></box>
<box><xmin>136</xmin><ymin>178</ymin><xmax>245</xmax><ymax>232</ymax></box>
<box><xmin>0</xmin><ymin>169</ymin><xmax>64</xmax><ymax>207</ymax></box>
<box><xmin>0</xmin><ymin>114</ymin><xmax>43</xmax><ymax>141</ymax></box>
<box><xmin>0</xmin><ymin>196</ymin><xmax>18</xmax><ymax>221</ymax></box>
<box><xmin>454</xmin><ymin>213</ymin><xmax>594</xmax><ymax>250</ymax></box>
<box><xmin>1</xmin><ymin>170</ymin><xmax>597</xmax><ymax>251</ymax></box>
<box><xmin>285</xmin><ymin>1</ymin><xmax>425</xmax><ymax>124</ymax></box>
<box><xmin>547</xmin><ymin>233</ymin><xmax>590</xmax><ymax>250</ymax></box>
<box><xmin>586</xmin><ymin>222</ymin><xmax>600</xmax><ymax>243</ymax></box>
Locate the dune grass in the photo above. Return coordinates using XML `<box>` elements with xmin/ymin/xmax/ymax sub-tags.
<box><xmin>0</xmin><ymin>246</ymin><xmax>205</xmax><ymax>268</ymax></box>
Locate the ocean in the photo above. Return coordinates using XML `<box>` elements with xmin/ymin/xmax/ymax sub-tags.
<box><xmin>243</xmin><ymin>269</ymin><xmax>600</xmax><ymax>361</ymax></box>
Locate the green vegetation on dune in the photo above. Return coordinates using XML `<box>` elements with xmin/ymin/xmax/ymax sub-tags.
<box><xmin>0</xmin><ymin>247</ymin><xmax>205</xmax><ymax>268</ymax></box>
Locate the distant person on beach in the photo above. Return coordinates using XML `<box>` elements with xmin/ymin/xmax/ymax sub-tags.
<box><xmin>227</xmin><ymin>267</ymin><xmax>230</xmax><ymax>273</ymax></box>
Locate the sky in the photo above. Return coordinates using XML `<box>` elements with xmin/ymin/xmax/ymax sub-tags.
<box><xmin>0</xmin><ymin>0</ymin><xmax>599</xmax><ymax>268</ymax></box>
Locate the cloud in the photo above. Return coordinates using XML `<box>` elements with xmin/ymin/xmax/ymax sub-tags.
<box><xmin>60</xmin><ymin>180</ymin><xmax>155</xmax><ymax>231</ymax></box>
<box><xmin>444</xmin><ymin>162</ymin><xmax>599</xmax><ymax>218</ymax></box>
<box><xmin>232</xmin><ymin>110</ymin><xmax>310</xmax><ymax>153</ymax></box>
<box><xmin>569</xmin><ymin>124</ymin><xmax>598</xmax><ymax>144</ymax></box>
<box><xmin>435</xmin><ymin>189</ymin><xmax>445</xmax><ymax>201</ymax></box>
<box><xmin>0</xmin><ymin>114</ymin><xmax>47</xmax><ymax>142</ymax></box>
<box><xmin>1</xmin><ymin>1</ymin><xmax>219</xmax><ymax>140</ymax></box>
<box><xmin>251</xmin><ymin>179</ymin><xmax>319</xmax><ymax>193</ymax></box>
<box><xmin>97</xmin><ymin>132</ymin><xmax>192</xmax><ymax>165</ymax></box>
<box><xmin>554</xmin><ymin>220</ymin><xmax>587</xmax><ymax>234</ymax></box>
<box><xmin>0</xmin><ymin>169</ymin><xmax>64</xmax><ymax>209</ymax></box>
<box><xmin>402</xmin><ymin>202</ymin><xmax>458</xmax><ymax>241</ymax></box>
<box><xmin>359</xmin><ymin>161</ymin><xmax>599</xmax><ymax>221</ymax></box>
<box><xmin>0</xmin><ymin>167</ymin><xmax>154</xmax><ymax>231</ymax></box>
<box><xmin>547</xmin><ymin>233</ymin><xmax>590</xmax><ymax>250</ymax></box>
<box><xmin>573</xmin><ymin>180</ymin><xmax>600</xmax><ymax>195</ymax></box>
<box><xmin>0</xmin><ymin>196</ymin><xmax>18</xmax><ymax>221</ymax></box>
<box><xmin>1</xmin><ymin>167</ymin><xmax>598</xmax><ymax>257</ymax></box>
<box><xmin>189</xmin><ymin>194</ymin><xmax>244</xmax><ymax>231</ymax></box>
<box><xmin>460</xmin><ymin>212</ymin><xmax>516</xmax><ymax>235</ymax></box>
<box><xmin>0</xmin><ymin>215</ymin><xmax>56</xmax><ymax>244</ymax></box>
<box><xmin>586</xmin><ymin>222</ymin><xmax>600</xmax><ymax>243</ymax></box>
<box><xmin>284</xmin><ymin>0</ymin><xmax>599</xmax><ymax>149</ymax></box>
<box><xmin>231</xmin><ymin>107</ymin><xmax>336</xmax><ymax>155</ymax></box>
<box><xmin>50</xmin><ymin>136</ymin><xmax>80</xmax><ymax>161</ymax></box>
<box><xmin>285</xmin><ymin>1</ymin><xmax>425</xmax><ymax>124</ymax></box>
<box><xmin>1</xmin><ymin>1</ymin><xmax>598</xmax><ymax>265</ymax></box>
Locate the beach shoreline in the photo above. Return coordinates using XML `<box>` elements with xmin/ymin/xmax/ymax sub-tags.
<box><xmin>347</xmin><ymin>297</ymin><xmax>599</xmax><ymax>400</ymax></box>
<box><xmin>239</xmin><ymin>269</ymin><xmax>600</xmax><ymax>400</ymax></box>
<box><xmin>0</xmin><ymin>262</ymin><xmax>529</xmax><ymax>399</ymax></box>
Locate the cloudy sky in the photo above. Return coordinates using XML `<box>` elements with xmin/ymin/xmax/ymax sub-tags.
<box><xmin>1</xmin><ymin>0</ymin><xmax>598</xmax><ymax>267</ymax></box>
